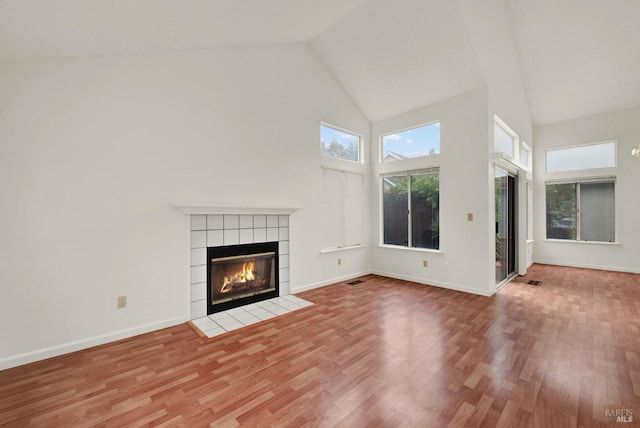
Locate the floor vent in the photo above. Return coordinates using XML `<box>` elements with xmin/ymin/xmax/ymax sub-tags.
<box><xmin>526</xmin><ymin>280</ymin><xmax>542</xmax><ymax>286</ymax></box>
<box><xmin>347</xmin><ymin>280</ymin><xmax>365</xmax><ymax>286</ymax></box>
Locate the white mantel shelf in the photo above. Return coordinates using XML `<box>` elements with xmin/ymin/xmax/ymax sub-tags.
<box><xmin>174</xmin><ymin>204</ymin><xmax>301</xmax><ymax>215</ymax></box>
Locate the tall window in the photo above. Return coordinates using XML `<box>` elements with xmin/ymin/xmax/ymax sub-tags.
<box><xmin>382</xmin><ymin>168</ymin><xmax>439</xmax><ymax>249</ymax></box>
<box><xmin>546</xmin><ymin>179</ymin><xmax>615</xmax><ymax>242</ymax></box>
<box><xmin>320</xmin><ymin>123</ymin><xmax>365</xmax><ymax>250</ymax></box>
<box><xmin>381</xmin><ymin>122</ymin><xmax>440</xmax><ymax>162</ymax></box>
<box><xmin>321</xmin><ymin>124</ymin><xmax>360</xmax><ymax>163</ymax></box>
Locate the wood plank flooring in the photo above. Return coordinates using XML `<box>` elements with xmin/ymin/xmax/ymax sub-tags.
<box><xmin>1</xmin><ymin>264</ymin><xmax>639</xmax><ymax>427</ymax></box>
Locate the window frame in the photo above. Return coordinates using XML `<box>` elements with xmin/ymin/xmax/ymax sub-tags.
<box><xmin>545</xmin><ymin>140</ymin><xmax>617</xmax><ymax>173</ymax></box>
<box><xmin>381</xmin><ymin>167</ymin><xmax>440</xmax><ymax>251</ymax></box>
<box><xmin>320</xmin><ymin>122</ymin><xmax>363</xmax><ymax>165</ymax></box>
<box><xmin>380</xmin><ymin>121</ymin><xmax>441</xmax><ymax>164</ymax></box>
<box><xmin>494</xmin><ymin>116</ymin><xmax>518</xmax><ymax>161</ymax></box>
<box><xmin>545</xmin><ymin>177</ymin><xmax>616</xmax><ymax>243</ymax></box>
<box><xmin>320</xmin><ymin>122</ymin><xmax>366</xmax><ymax>252</ymax></box>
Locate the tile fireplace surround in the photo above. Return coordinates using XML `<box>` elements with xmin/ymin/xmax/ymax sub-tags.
<box><xmin>175</xmin><ymin>206</ymin><xmax>298</xmax><ymax>321</ymax></box>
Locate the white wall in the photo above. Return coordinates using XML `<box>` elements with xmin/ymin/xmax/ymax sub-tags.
<box><xmin>371</xmin><ymin>89</ymin><xmax>494</xmax><ymax>296</ymax></box>
<box><xmin>0</xmin><ymin>44</ymin><xmax>370</xmax><ymax>369</ymax></box>
<box><xmin>459</xmin><ymin>0</ymin><xmax>534</xmax><ymax>285</ymax></box>
<box><xmin>533</xmin><ymin>106</ymin><xmax>640</xmax><ymax>273</ymax></box>
<box><xmin>458</xmin><ymin>0</ymin><xmax>532</xmax><ymax>140</ymax></box>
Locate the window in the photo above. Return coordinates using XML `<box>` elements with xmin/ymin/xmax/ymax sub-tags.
<box><xmin>382</xmin><ymin>122</ymin><xmax>440</xmax><ymax>162</ymax></box>
<box><xmin>546</xmin><ymin>141</ymin><xmax>616</xmax><ymax>173</ymax></box>
<box><xmin>320</xmin><ymin>123</ymin><xmax>365</xmax><ymax>250</ymax></box>
<box><xmin>322</xmin><ymin>168</ymin><xmax>364</xmax><ymax>249</ymax></box>
<box><xmin>546</xmin><ymin>178</ymin><xmax>615</xmax><ymax>242</ymax></box>
<box><xmin>321</xmin><ymin>124</ymin><xmax>360</xmax><ymax>163</ymax></box>
<box><xmin>495</xmin><ymin>122</ymin><xmax>515</xmax><ymax>158</ymax></box>
<box><xmin>382</xmin><ymin>168</ymin><xmax>439</xmax><ymax>249</ymax></box>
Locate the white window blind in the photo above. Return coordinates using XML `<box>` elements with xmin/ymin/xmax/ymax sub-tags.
<box><xmin>322</xmin><ymin>168</ymin><xmax>364</xmax><ymax>249</ymax></box>
<box><xmin>580</xmin><ymin>182</ymin><xmax>615</xmax><ymax>242</ymax></box>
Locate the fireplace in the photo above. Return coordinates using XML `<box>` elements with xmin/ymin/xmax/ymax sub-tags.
<box><xmin>207</xmin><ymin>241</ymin><xmax>279</xmax><ymax>314</ymax></box>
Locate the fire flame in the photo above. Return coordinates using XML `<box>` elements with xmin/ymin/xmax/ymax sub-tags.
<box><xmin>220</xmin><ymin>261</ymin><xmax>255</xmax><ymax>293</ymax></box>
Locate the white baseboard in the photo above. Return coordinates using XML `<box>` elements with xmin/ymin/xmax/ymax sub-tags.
<box><xmin>371</xmin><ymin>270</ymin><xmax>494</xmax><ymax>297</ymax></box>
<box><xmin>533</xmin><ymin>260</ymin><xmax>640</xmax><ymax>274</ymax></box>
<box><xmin>291</xmin><ymin>270</ymin><xmax>371</xmax><ymax>294</ymax></box>
<box><xmin>0</xmin><ymin>316</ymin><xmax>187</xmax><ymax>371</ymax></box>
<box><xmin>1</xmin><ymin>270</ymin><xmax>500</xmax><ymax>371</ymax></box>
<box><xmin>292</xmin><ymin>270</ymin><xmax>494</xmax><ymax>297</ymax></box>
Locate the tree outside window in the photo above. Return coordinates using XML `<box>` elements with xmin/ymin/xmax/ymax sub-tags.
<box><xmin>383</xmin><ymin>170</ymin><xmax>439</xmax><ymax>250</ymax></box>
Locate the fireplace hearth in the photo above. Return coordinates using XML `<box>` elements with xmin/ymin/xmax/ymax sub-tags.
<box><xmin>207</xmin><ymin>242</ymin><xmax>279</xmax><ymax>314</ymax></box>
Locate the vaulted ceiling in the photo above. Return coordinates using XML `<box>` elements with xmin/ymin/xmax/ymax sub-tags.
<box><xmin>1</xmin><ymin>0</ymin><xmax>639</xmax><ymax>125</ymax></box>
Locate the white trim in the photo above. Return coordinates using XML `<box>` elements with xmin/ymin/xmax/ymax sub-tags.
<box><xmin>378</xmin><ymin>244</ymin><xmax>441</xmax><ymax>254</ymax></box>
<box><xmin>545</xmin><ymin>175</ymin><xmax>616</xmax><ymax>185</ymax></box>
<box><xmin>320</xmin><ymin>121</ymin><xmax>364</xmax><ymax>165</ymax></box>
<box><xmin>0</xmin><ymin>316</ymin><xmax>186</xmax><ymax>371</ymax></box>
<box><xmin>293</xmin><ymin>270</ymin><xmax>494</xmax><ymax>297</ymax></box>
<box><xmin>378</xmin><ymin>153</ymin><xmax>441</xmax><ymax>175</ymax></box>
<box><xmin>381</xmin><ymin>166</ymin><xmax>440</xmax><ymax>178</ymax></box>
<box><xmin>533</xmin><ymin>260</ymin><xmax>640</xmax><ymax>275</ymax></box>
<box><xmin>320</xmin><ymin>244</ymin><xmax>367</xmax><ymax>254</ymax></box>
<box><xmin>543</xmin><ymin>239</ymin><xmax>620</xmax><ymax>246</ymax></box>
<box><xmin>291</xmin><ymin>271</ymin><xmax>371</xmax><ymax>293</ymax></box>
<box><xmin>493</xmin><ymin>153</ymin><xmax>521</xmax><ymax>175</ymax></box>
<box><xmin>174</xmin><ymin>205</ymin><xmax>300</xmax><ymax>215</ymax></box>
<box><xmin>380</xmin><ymin>120</ymin><xmax>441</xmax><ymax>164</ymax></box>
<box><xmin>371</xmin><ymin>270</ymin><xmax>494</xmax><ymax>297</ymax></box>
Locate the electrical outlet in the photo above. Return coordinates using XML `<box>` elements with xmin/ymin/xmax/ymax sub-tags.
<box><xmin>117</xmin><ymin>296</ymin><xmax>127</xmax><ymax>309</ymax></box>
<box><xmin>337</xmin><ymin>258</ymin><xmax>342</xmax><ymax>266</ymax></box>
<box><xmin>423</xmin><ymin>260</ymin><xmax>428</xmax><ymax>268</ymax></box>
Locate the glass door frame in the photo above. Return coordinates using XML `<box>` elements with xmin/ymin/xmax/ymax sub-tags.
<box><xmin>495</xmin><ymin>168</ymin><xmax>517</xmax><ymax>287</ymax></box>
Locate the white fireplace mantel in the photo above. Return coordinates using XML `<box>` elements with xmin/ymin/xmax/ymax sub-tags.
<box><xmin>173</xmin><ymin>204</ymin><xmax>301</xmax><ymax>216</ymax></box>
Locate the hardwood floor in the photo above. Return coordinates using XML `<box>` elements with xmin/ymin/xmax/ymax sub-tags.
<box><xmin>1</xmin><ymin>264</ymin><xmax>639</xmax><ymax>427</ymax></box>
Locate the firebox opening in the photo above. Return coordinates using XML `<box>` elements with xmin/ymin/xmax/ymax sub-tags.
<box><xmin>207</xmin><ymin>242</ymin><xmax>279</xmax><ymax>314</ymax></box>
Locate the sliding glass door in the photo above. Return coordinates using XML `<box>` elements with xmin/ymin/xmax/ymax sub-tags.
<box><xmin>495</xmin><ymin>169</ymin><xmax>516</xmax><ymax>284</ymax></box>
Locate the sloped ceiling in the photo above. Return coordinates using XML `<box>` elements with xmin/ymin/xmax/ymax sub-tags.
<box><xmin>310</xmin><ymin>0</ymin><xmax>486</xmax><ymax>122</ymax></box>
<box><xmin>506</xmin><ymin>0</ymin><xmax>640</xmax><ymax>125</ymax></box>
<box><xmin>1</xmin><ymin>0</ymin><xmax>639</xmax><ymax>125</ymax></box>
<box><xmin>0</xmin><ymin>0</ymin><xmax>367</xmax><ymax>59</ymax></box>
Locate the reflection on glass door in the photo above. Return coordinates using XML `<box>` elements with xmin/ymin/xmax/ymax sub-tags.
<box><xmin>495</xmin><ymin>169</ymin><xmax>516</xmax><ymax>284</ymax></box>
